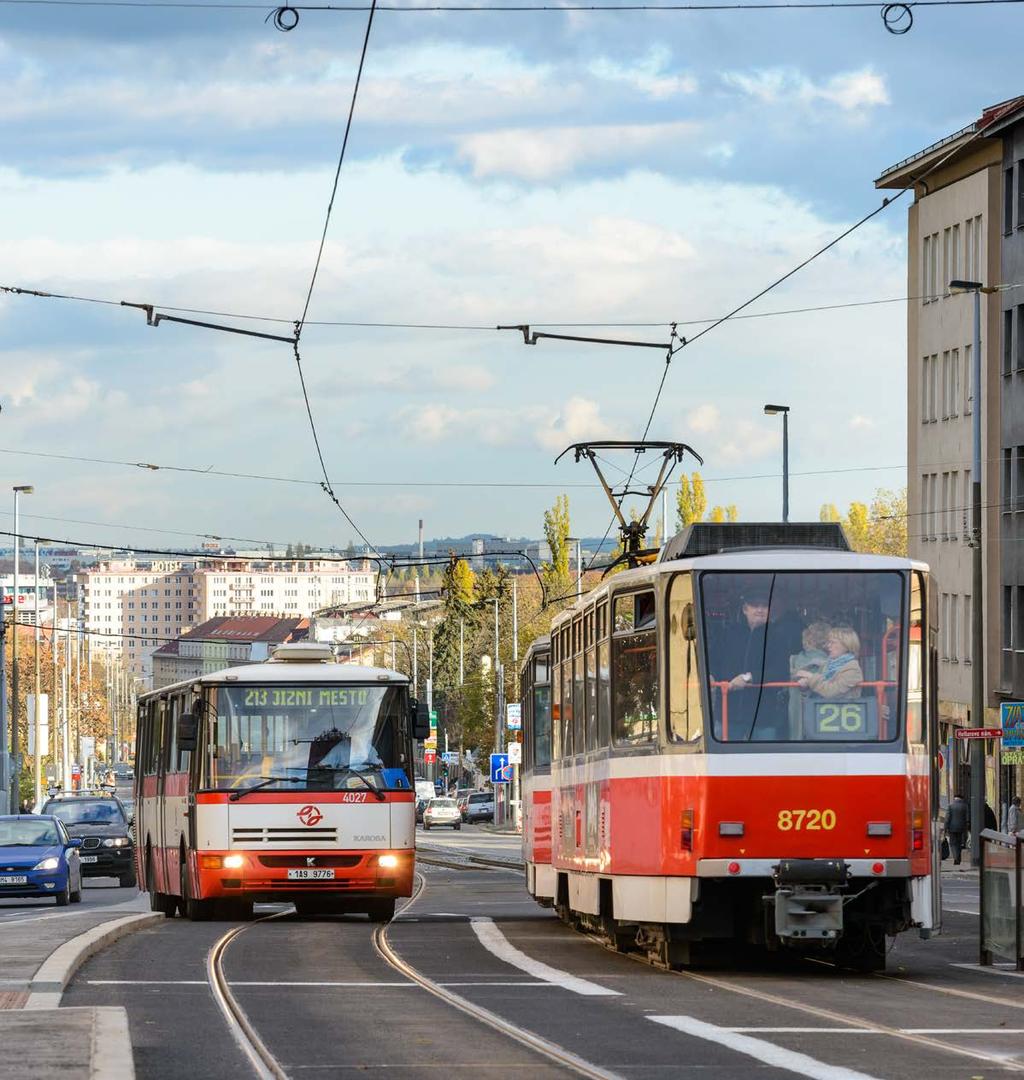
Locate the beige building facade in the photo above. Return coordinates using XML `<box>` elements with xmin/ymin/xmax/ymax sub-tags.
<box><xmin>877</xmin><ymin>113</ymin><xmax>1006</xmax><ymax>803</ymax></box>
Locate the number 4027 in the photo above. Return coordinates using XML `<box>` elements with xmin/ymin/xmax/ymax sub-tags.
<box><xmin>777</xmin><ymin>809</ymin><xmax>836</xmax><ymax>831</ymax></box>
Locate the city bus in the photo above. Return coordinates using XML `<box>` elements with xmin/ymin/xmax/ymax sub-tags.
<box><xmin>134</xmin><ymin>642</ymin><xmax>429</xmax><ymax>921</ymax></box>
<box><xmin>521</xmin><ymin>523</ymin><xmax>942</xmax><ymax>971</ymax></box>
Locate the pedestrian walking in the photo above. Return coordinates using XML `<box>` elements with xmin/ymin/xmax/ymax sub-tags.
<box><xmin>1008</xmin><ymin>795</ymin><xmax>1021</xmax><ymax>835</ymax></box>
<box><xmin>945</xmin><ymin>794</ymin><xmax>970</xmax><ymax>865</ymax></box>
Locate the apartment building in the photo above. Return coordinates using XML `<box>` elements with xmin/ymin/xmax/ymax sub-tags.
<box><xmin>877</xmin><ymin>95</ymin><xmax>1024</xmax><ymax>807</ymax></box>
<box><xmin>151</xmin><ymin>615</ymin><xmax>307</xmax><ymax>688</ymax></box>
<box><xmin>78</xmin><ymin>558</ymin><xmax>376</xmax><ymax>684</ymax></box>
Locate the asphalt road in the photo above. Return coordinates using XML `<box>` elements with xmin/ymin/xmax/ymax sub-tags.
<box><xmin>0</xmin><ymin>875</ymin><xmax>139</xmax><ymax>924</ymax></box>
<box><xmin>65</xmin><ymin>841</ymin><xmax>1020</xmax><ymax>1080</ymax></box>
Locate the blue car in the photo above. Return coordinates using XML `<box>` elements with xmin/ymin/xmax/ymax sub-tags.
<box><xmin>0</xmin><ymin>815</ymin><xmax>83</xmax><ymax>906</ymax></box>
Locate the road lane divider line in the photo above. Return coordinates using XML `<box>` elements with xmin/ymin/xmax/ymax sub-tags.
<box><xmin>729</xmin><ymin>1026</ymin><xmax>1024</xmax><ymax>1035</ymax></box>
<box><xmin>650</xmin><ymin>1016</ymin><xmax>881</xmax><ymax>1080</ymax></box>
<box><xmin>876</xmin><ymin>972</ymin><xmax>1024</xmax><ymax>1003</ymax></box>
<box><xmin>948</xmin><ymin>963</ymin><xmax>1024</xmax><ymax>980</ymax></box>
<box><xmin>672</xmin><ymin>968</ymin><xmax>1024</xmax><ymax>1073</ymax></box>
<box><xmin>374</xmin><ymin>874</ymin><xmax>625</xmax><ymax>1080</ymax></box>
<box><xmin>469</xmin><ymin>917</ymin><xmax>620</xmax><ymax>997</ymax></box>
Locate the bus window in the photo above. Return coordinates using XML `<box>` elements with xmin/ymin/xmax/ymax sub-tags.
<box><xmin>612</xmin><ymin>590</ymin><xmax>658</xmax><ymax>746</ymax></box>
<box><xmin>668</xmin><ymin>573</ymin><xmax>703</xmax><ymax>743</ymax></box>
<box><xmin>143</xmin><ymin>701</ymin><xmax>164</xmax><ymax>776</ymax></box>
<box><xmin>166</xmin><ymin>696</ymin><xmax>179</xmax><ymax>771</ymax></box>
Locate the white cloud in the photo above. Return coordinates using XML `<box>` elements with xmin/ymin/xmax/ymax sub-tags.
<box><xmin>588</xmin><ymin>50</ymin><xmax>698</xmax><ymax>101</ymax></box>
<box><xmin>849</xmin><ymin>414</ymin><xmax>875</xmax><ymax>429</ymax></box>
<box><xmin>722</xmin><ymin>66</ymin><xmax>889</xmax><ymax>115</ymax></box>
<box><xmin>686</xmin><ymin>403</ymin><xmax>721</xmax><ymax>433</ymax></box>
<box><xmin>536</xmin><ymin>396</ymin><xmax>615</xmax><ymax>452</ymax></box>
<box><xmin>455</xmin><ymin>122</ymin><xmax>700</xmax><ymax>181</ymax></box>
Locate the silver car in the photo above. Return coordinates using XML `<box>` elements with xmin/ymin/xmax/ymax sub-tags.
<box><xmin>423</xmin><ymin>798</ymin><xmax>462</xmax><ymax>831</ymax></box>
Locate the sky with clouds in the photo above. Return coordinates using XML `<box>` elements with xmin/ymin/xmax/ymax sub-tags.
<box><xmin>0</xmin><ymin>1</ymin><xmax>1019</xmax><ymax>551</ymax></box>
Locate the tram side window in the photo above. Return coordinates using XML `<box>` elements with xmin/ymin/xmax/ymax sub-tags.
<box><xmin>561</xmin><ymin>639</ymin><xmax>574</xmax><ymax>758</ymax></box>
<box><xmin>142</xmin><ymin>701</ymin><xmax>163</xmax><ymax>776</ymax></box>
<box><xmin>908</xmin><ymin>572</ymin><xmax>925</xmax><ymax>748</ymax></box>
<box><xmin>597</xmin><ymin>601</ymin><xmax>611</xmax><ymax>747</ymax></box>
<box><xmin>551</xmin><ymin>647</ymin><xmax>562</xmax><ymax>760</ymax></box>
<box><xmin>612</xmin><ymin>590</ymin><xmax>658</xmax><ymax>746</ymax></box>
<box><xmin>585</xmin><ymin>643</ymin><xmax>598</xmax><ymax>751</ymax></box>
<box><xmin>165</xmin><ymin>696</ymin><xmax>179</xmax><ymax>772</ymax></box>
<box><xmin>573</xmin><ymin>641</ymin><xmax>585</xmax><ymax>756</ymax></box>
<box><xmin>668</xmin><ymin>573</ymin><xmax>703</xmax><ymax>743</ymax></box>
<box><xmin>534</xmin><ymin>682</ymin><xmax>552</xmax><ymax>766</ymax></box>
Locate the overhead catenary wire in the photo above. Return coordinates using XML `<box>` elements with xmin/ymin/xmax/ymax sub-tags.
<box><xmin>11</xmin><ymin>282</ymin><xmax>1022</xmax><ymax>335</ymax></box>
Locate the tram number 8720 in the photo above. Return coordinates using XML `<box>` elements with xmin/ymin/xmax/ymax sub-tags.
<box><xmin>777</xmin><ymin>809</ymin><xmax>837</xmax><ymax>831</ymax></box>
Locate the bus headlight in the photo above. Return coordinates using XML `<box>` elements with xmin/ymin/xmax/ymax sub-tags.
<box><xmin>223</xmin><ymin>854</ymin><xmax>245</xmax><ymax>869</ymax></box>
<box><xmin>377</xmin><ymin>854</ymin><xmax>399</xmax><ymax>869</ymax></box>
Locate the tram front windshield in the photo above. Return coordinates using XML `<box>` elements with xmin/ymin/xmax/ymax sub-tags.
<box><xmin>700</xmin><ymin>571</ymin><xmax>905</xmax><ymax>744</ymax></box>
<box><xmin>208</xmin><ymin>684</ymin><xmax>405</xmax><ymax>791</ymax></box>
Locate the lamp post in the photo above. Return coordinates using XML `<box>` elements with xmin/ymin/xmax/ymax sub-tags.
<box><xmin>950</xmin><ymin>278</ymin><xmax>998</xmax><ymax>864</ymax></box>
<box><xmin>763</xmin><ymin>405</ymin><xmax>790</xmax><ymax>523</ymax></box>
<box><xmin>11</xmin><ymin>484</ymin><xmax>33</xmax><ymax>812</ymax></box>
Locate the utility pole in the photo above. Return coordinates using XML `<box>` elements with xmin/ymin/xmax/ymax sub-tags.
<box><xmin>512</xmin><ymin>577</ymin><xmax>519</xmax><ymax>668</ymax></box>
<box><xmin>11</xmin><ymin>486</ymin><xmax>33</xmax><ymax>811</ymax></box>
<box><xmin>0</xmin><ymin>616</ymin><xmax>8</xmax><ymax>809</ymax></box>
<box><xmin>459</xmin><ymin>618</ymin><xmax>464</xmax><ymax>686</ymax></box>
<box><xmin>412</xmin><ymin>626</ymin><xmax>418</xmax><ymax>697</ymax></box>
<box><xmin>951</xmin><ymin>279</ymin><xmax>993</xmax><ymax>865</ymax></box>
<box><xmin>33</xmin><ymin>540</ymin><xmax>41</xmax><ymax>809</ymax></box>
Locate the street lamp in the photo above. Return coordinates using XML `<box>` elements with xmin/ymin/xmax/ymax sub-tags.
<box><xmin>10</xmin><ymin>485</ymin><xmax>33</xmax><ymax>812</ymax></box>
<box><xmin>763</xmin><ymin>405</ymin><xmax>790</xmax><ymax>523</ymax></box>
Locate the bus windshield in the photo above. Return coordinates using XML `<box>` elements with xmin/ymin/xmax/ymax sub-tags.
<box><xmin>208</xmin><ymin>684</ymin><xmax>406</xmax><ymax>792</ymax></box>
<box><xmin>699</xmin><ymin>570</ymin><xmax>905</xmax><ymax>745</ymax></box>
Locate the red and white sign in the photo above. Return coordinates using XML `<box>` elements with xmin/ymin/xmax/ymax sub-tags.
<box><xmin>954</xmin><ymin>727</ymin><xmax>1002</xmax><ymax>740</ymax></box>
<box><xmin>297</xmin><ymin>804</ymin><xmax>323</xmax><ymax>826</ymax></box>
<box><xmin>424</xmin><ymin>749</ymin><xmax>437</xmax><ymax>764</ymax></box>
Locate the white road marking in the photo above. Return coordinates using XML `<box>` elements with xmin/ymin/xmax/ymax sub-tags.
<box><xmin>469</xmin><ymin>917</ymin><xmax>620</xmax><ymax>997</ymax></box>
<box><xmin>650</xmin><ymin>1016</ymin><xmax>881</xmax><ymax>1080</ymax></box>
<box><xmin>729</xmin><ymin>1026</ymin><xmax>1024</xmax><ymax>1036</ymax></box>
<box><xmin>87</xmin><ymin>978</ymin><xmax>553</xmax><ymax>988</ymax></box>
<box><xmin>949</xmin><ymin>962</ymin><xmax>1024</xmax><ymax>979</ymax></box>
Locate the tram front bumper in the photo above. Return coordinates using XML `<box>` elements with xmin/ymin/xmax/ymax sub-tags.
<box><xmin>194</xmin><ymin>849</ymin><xmax>415</xmax><ymax>900</ymax></box>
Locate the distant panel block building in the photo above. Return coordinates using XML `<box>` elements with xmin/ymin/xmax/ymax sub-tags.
<box><xmin>78</xmin><ymin>558</ymin><xmax>376</xmax><ymax>684</ymax></box>
<box><xmin>151</xmin><ymin>616</ymin><xmax>308</xmax><ymax>688</ymax></box>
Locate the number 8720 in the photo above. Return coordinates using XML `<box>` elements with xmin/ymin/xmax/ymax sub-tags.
<box><xmin>777</xmin><ymin>809</ymin><xmax>836</xmax><ymax>831</ymax></box>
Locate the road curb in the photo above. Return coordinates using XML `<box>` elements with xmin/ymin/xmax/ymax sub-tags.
<box><xmin>92</xmin><ymin>1006</ymin><xmax>136</xmax><ymax>1080</ymax></box>
<box><xmin>24</xmin><ymin>912</ymin><xmax>165</xmax><ymax>1010</ymax></box>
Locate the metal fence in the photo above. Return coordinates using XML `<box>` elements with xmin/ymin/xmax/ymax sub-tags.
<box><xmin>979</xmin><ymin>827</ymin><xmax>1023</xmax><ymax>970</ymax></box>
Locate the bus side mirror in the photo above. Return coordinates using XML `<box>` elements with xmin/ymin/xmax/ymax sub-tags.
<box><xmin>177</xmin><ymin>711</ymin><xmax>199</xmax><ymax>752</ymax></box>
<box><xmin>411</xmin><ymin>701</ymin><xmax>430</xmax><ymax>741</ymax></box>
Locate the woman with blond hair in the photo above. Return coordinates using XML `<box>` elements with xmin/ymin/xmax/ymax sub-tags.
<box><xmin>794</xmin><ymin>626</ymin><xmax>863</xmax><ymax>699</ymax></box>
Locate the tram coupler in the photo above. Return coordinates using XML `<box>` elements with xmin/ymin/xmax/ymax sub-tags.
<box><xmin>770</xmin><ymin>859</ymin><xmax>849</xmax><ymax>943</ymax></box>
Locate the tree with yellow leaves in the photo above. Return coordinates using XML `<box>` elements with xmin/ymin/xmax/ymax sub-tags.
<box><xmin>676</xmin><ymin>472</ymin><xmax>707</xmax><ymax>528</ymax></box>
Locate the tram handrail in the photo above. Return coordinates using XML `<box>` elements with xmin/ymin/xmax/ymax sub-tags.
<box><xmin>710</xmin><ymin>679</ymin><xmax>897</xmax><ymax>741</ymax></box>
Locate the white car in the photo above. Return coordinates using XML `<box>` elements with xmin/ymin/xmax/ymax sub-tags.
<box><xmin>423</xmin><ymin>798</ymin><xmax>462</xmax><ymax>831</ymax></box>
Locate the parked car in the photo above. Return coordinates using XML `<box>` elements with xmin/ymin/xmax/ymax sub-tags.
<box><xmin>40</xmin><ymin>793</ymin><xmax>136</xmax><ymax>888</ymax></box>
<box><xmin>464</xmin><ymin>790</ymin><xmax>495</xmax><ymax>824</ymax></box>
<box><xmin>415</xmin><ymin>798</ymin><xmax>428</xmax><ymax>824</ymax></box>
<box><xmin>422</xmin><ymin>798</ymin><xmax>462</xmax><ymax>831</ymax></box>
<box><xmin>0</xmin><ymin>814</ymin><xmax>83</xmax><ymax>905</ymax></box>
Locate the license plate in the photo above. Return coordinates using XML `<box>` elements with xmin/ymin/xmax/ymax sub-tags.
<box><xmin>80</xmin><ymin>855</ymin><xmax>99</xmax><ymax>864</ymax></box>
<box><xmin>0</xmin><ymin>875</ymin><xmax>28</xmax><ymax>884</ymax></box>
<box><xmin>287</xmin><ymin>868</ymin><xmax>335</xmax><ymax>880</ymax></box>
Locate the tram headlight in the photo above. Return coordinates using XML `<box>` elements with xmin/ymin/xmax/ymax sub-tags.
<box><xmin>223</xmin><ymin>854</ymin><xmax>245</xmax><ymax>869</ymax></box>
<box><xmin>377</xmin><ymin>854</ymin><xmax>400</xmax><ymax>869</ymax></box>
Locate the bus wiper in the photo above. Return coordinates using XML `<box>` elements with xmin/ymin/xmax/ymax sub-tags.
<box><xmin>229</xmin><ymin>776</ymin><xmax>303</xmax><ymax>802</ymax></box>
<box><xmin>315</xmin><ymin>764</ymin><xmax>387</xmax><ymax>801</ymax></box>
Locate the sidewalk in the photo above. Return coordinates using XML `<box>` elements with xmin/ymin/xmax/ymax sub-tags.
<box><xmin>0</xmin><ymin>895</ymin><xmax>161</xmax><ymax>1080</ymax></box>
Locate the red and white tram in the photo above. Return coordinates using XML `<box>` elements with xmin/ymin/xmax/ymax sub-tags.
<box><xmin>135</xmin><ymin>642</ymin><xmax>430</xmax><ymax>921</ymax></box>
<box><xmin>520</xmin><ymin>523</ymin><xmax>942</xmax><ymax>970</ymax></box>
<box><xmin>520</xmin><ymin>636</ymin><xmax>552</xmax><ymax>901</ymax></box>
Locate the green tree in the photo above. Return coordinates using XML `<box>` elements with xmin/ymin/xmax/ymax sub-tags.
<box><xmin>676</xmin><ymin>472</ymin><xmax>707</xmax><ymax>528</ymax></box>
<box><xmin>542</xmin><ymin>495</ymin><xmax>572</xmax><ymax>603</ymax></box>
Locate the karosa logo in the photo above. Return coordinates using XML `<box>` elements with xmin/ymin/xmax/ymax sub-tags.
<box><xmin>297</xmin><ymin>805</ymin><xmax>323</xmax><ymax>826</ymax></box>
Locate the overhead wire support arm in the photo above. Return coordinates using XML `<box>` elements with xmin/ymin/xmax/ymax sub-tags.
<box><xmin>118</xmin><ymin>301</ymin><xmax>299</xmax><ymax>344</ymax></box>
<box><xmin>497</xmin><ymin>323</ymin><xmax>676</xmax><ymax>351</ymax></box>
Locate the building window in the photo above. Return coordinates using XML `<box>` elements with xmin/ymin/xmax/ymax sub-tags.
<box><xmin>1017</xmin><ymin>447</ymin><xmax>1024</xmax><ymax>512</ymax></box>
<box><xmin>1017</xmin><ymin>306</ymin><xmax>1024</xmax><ymax>370</ymax></box>
<box><xmin>1002</xmin><ymin>587</ymin><xmax>1013</xmax><ymax>679</ymax></box>
<box><xmin>949</xmin><ymin>347</ymin><xmax>959</xmax><ymax>416</ymax></box>
<box><xmin>923</xmin><ymin>235</ymin><xmax>932</xmax><ymax>302</ymax></box>
<box><xmin>940</xmin><ymin>593</ymin><xmax>950</xmax><ymax>659</ymax></box>
<box><xmin>1005</xmin><ymin>309</ymin><xmax>1014</xmax><ymax>376</ymax></box>
<box><xmin>1005</xmin><ymin>167</ymin><xmax>1014</xmax><ymax>235</ymax></box>
<box><xmin>964</xmin><ymin>594</ymin><xmax>972</xmax><ymax>663</ymax></box>
<box><xmin>951</xmin><ymin>594</ymin><xmax>960</xmax><ymax>661</ymax></box>
<box><xmin>1003</xmin><ymin>449</ymin><xmax>1013</xmax><ymax>512</ymax></box>
<box><xmin>1018</xmin><ymin>586</ymin><xmax>1024</xmax><ymax>654</ymax></box>
<box><xmin>964</xmin><ymin>344</ymin><xmax>973</xmax><ymax>414</ymax></box>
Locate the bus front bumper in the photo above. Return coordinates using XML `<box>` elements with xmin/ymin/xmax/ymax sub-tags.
<box><xmin>194</xmin><ymin>849</ymin><xmax>415</xmax><ymax>899</ymax></box>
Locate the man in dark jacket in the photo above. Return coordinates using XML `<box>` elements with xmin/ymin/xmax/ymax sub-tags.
<box><xmin>945</xmin><ymin>794</ymin><xmax>970</xmax><ymax>865</ymax></box>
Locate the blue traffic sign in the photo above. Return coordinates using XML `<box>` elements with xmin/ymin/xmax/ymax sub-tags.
<box><xmin>490</xmin><ymin>753</ymin><xmax>512</xmax><ymax>784</ymax></box>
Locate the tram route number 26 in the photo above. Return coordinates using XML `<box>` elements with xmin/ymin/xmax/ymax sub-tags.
<box><xmin>777</xmin><ymin>809</ymin><xmax>836</xmax><ymax>831</ymax></box>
